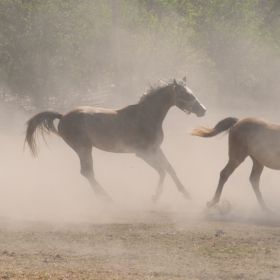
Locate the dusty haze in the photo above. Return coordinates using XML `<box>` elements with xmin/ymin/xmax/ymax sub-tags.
<box><xmin>1</xmin><ymin>102</ymin><xmax>280</xmax><ymax>225</ymax></box>
<box><xmin>1</xmin><ymin>2</ymin><xmax>280</xmax><ymax>279</ymax></box>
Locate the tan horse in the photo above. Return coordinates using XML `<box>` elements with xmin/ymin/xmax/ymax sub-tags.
<box><xmin>190</xmin><ymin>117</ymin><xmax>280</xmax><ymax>212</ymax></box>
<box><xmin>25</xmin><ymin>78</ymin><xmax>206</xmax><ymax>203</ymax></box>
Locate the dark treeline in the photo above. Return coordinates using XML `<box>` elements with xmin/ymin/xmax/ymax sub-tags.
<box><xmin>0</xmin><ymin>0</ymin><xmax>279</xmax><ymax>110</ymax></box>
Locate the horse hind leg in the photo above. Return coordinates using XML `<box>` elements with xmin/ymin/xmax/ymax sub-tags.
<box><xmin>207</xmin><ymin>134</ymin><xmax>248</xmax><ymax>209</ymax></box>
<box><xmin>76</xmin><ymin>146</ymin><xmax>113</xmax><ymax>203</ymax></box>
<box><xmin>207</xmin><ymin>158</ymin><xmax>243</xmax><ymax>208</ymax></box>
<box><xmin>249</xmin><ymin>156</ymin><xmax>273</xmax><ymax>213</ymax></box>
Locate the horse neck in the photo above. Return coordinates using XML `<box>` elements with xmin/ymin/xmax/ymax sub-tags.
<box><xmin>139</xmin><ymin>87</ymin><xmax>175</xmax><ymax>125</ymax></box>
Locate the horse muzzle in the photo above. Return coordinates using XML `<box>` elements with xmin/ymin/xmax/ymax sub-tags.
<box><xmin>194</xmin><ymin>103</ymin><xmax>206</xmax><ymax>117</ymax></box>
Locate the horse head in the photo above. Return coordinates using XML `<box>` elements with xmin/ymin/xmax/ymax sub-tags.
<box><xmin>173</xmin><ymin>78</ymin><xmax>206</xmax><ymax>117</ymax></box>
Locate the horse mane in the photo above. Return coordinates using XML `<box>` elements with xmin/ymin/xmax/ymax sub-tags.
<box><xmin>138</xmin><ymin>78</ymin><xmax>183</xmax><ymax>103</ymax></box>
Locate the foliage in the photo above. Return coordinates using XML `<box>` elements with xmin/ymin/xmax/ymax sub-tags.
<box><xmin>0</xmin><ymin>0</ymin><xmax>279</xmax><ymax>109</ymax></box>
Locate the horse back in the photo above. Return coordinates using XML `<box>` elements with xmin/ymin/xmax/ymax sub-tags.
<box><xmin>231</xmin><ymin>117</ymin><xmax>280</xmax><ymax>136</ymax></box>
<box><xmin>58</xmin><ymin>106</ymin><xmax>164</xmax><ymax>153</ymax></box>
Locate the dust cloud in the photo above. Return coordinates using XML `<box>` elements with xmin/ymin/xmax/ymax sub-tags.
<box><xmin>1</xmin><ymin>103</ymin><xmax>280</xmax><ymax>226</ymax></box>
<box><xmin>1</xmin><ymin>1</ymin><xmax>280</xmax><ymax>227</ymax></box>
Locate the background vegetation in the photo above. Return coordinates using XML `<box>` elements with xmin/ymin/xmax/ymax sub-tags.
<box><xmin>0</xmin><ymin>0</ymin><xmax>279</xmax><ymax>111</ymax></box>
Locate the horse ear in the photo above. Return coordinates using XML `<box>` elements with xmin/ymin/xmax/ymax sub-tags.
<box><xmin>183</xmin><ymin>77</ymin><xmax>186</xmax><ymax>84</ymax></box>
<box><xmin>173</xmin><ymin>79</ymin><xmax>178</xmax><ymax>86</ymax></box>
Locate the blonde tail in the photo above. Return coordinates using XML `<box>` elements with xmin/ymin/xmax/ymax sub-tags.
<box><xmin>189</xmin><ymin>117</ymin><xmax>239</xmax><ymax>138</ymax></box>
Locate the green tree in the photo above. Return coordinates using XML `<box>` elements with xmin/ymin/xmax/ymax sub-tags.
<box><xmin>0</xmin><ymin>0</ymin><xmax>279</xmax><ymax>110</ymax></box>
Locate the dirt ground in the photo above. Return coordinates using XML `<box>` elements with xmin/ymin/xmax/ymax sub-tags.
<box><xmin>0</xmin><ymin>209</ymin><xmax>280</xmax><ymax>280</ymax></box>
<box><xmin>1</xmin><ymin>108</ymin><xmax>280</xmax><ymax>279</ymax></box>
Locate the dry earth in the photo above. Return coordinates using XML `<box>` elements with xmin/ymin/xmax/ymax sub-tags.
<box><xmin>0</xmin><ymin>209</ymin><xmax>280</xmax><ymax>280</ymax></box>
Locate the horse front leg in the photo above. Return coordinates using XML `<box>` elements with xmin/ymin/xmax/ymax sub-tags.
<box><xmin>155</xmin><ymin>148</ymin><xmax>191</xmax><ymax>200</ymax></box>
<box><xmin>136</xmin><ymin>151</ymin><xmax>166</xmax><ymax>203</ymax></box>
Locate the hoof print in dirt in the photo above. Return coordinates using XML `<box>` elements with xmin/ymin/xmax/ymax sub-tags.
<box><xmin>215</xmin><ymin>229</ymin><xmax>225</xmax><ymax>237</ymax></box>
<box><xmin>213</xmin><ymin>200</ymin><xmax>232</xmax><ymax>215</ymax></box>
<box><xmin>204</xmin><ymin>200</ymin><xmax>232</xmax><ymax>217</ymax></box>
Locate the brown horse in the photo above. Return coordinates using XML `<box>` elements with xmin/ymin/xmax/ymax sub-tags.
<box><xmin>190</xmin><ymin>117</ymin><xmax>280</xmax><ymax>212</ymax></box>
<box><xmin>25</xmin><ymin>78</ymin><xmax>206</xmax><ymax>203</ymax></box>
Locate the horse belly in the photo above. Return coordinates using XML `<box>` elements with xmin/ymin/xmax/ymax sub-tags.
<box><xmin>90</xmin><ymin>137</ymin><xmax>135</xmax><ymax>153</ymax></box>
<box><xmin>89</xmin><ymin>130</ymin><xmax>162</xmax><ymax>153</ymax></box>
<box><xmin>250</xmin><ymin>141</ymin><xmax>280</xmax><ymax>170</ymax></box>
<box><xmin>255</xmin><ymin>153</ymin><xmax>280</xmax><ymax>170</ymax></box>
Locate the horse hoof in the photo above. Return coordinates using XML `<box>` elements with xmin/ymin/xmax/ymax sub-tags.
<box><xmin>216</xmin><ymin>200</ymin><xmax>231</xmax><ymax>215</ymax></box>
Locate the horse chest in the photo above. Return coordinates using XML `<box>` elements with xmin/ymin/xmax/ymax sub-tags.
<box><xmin>138</xmin><ymin>127</ymin><xmax>163</xmax><ymax>147</ymax></box>
<box><xmin>117</xmin><ymin>126</ymin><xmax>163</xmax><ymax>151</ymax></box>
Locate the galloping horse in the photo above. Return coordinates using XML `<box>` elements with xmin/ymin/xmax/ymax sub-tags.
<box><xmin>25</xmin><ymin>78</ymin><xmax>206</xmax><ymax>203</ymax></box>
<box><xmin>190</xmin><ymin>117</ymin><xmax>280</xmax><ymax>212</ymax></box>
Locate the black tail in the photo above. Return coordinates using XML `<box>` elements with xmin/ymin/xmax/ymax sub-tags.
<box><xmin>189</xmin><ymin>117</ymin><xmax>239</xmax><ymax>138</ymax></box>
<box><xmin>25</xmin><ymin>111</ymin><xmax>62</xmax><ymax>157</ymax></box>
